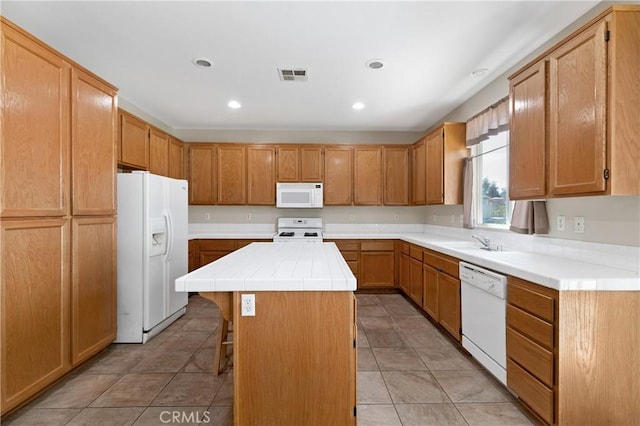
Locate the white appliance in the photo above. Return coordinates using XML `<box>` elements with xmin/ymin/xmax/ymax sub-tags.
<box><xmin>276</xmin><ymin>182</ymin><xmax>323</xmax><ymax>208</ymax></box>
<box><xmin>460</xmin><ymin>261</ymin><xmax>508</xmax><ymax>385</ymax></box>
<box><xmin>116</xmin><ymin>171</ymin><xmax>188</xmax><ymax>343</ymax></box>
<box><xmin>273</xmin><ymin>217</ymin><xmax>323</xmax><ymax>242</ymax></box>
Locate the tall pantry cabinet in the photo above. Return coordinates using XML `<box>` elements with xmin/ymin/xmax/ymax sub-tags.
<box><xmin>0</xmin><ymin>18</ymin><xmax>117</xmax><ymax>415</ymax></box>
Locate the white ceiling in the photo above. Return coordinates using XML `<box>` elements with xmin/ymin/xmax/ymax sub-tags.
<box><xmin>2</xmin><ymin>1</ymin><xmax>600</xmax><ymax>132</ymax></box>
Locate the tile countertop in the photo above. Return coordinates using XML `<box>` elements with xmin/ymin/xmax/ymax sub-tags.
<box><xmin>176</xmin><ymin>242</ymin><xmax>356</xmax><ymax>292</ymax></box>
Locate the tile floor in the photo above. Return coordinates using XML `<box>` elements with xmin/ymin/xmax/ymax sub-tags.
<box><xmin>3</xmin><ymin>293</ymin><xmax>535</xmax><ymax>425</ymax></box>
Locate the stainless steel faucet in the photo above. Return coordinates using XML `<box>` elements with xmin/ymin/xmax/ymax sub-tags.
<box><xmin>471</xmin><ymin>234</ymin><xmax>492</xmax><ymax>250</ymax></box>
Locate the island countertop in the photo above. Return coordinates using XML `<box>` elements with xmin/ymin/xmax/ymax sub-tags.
<box><xmin>176</xmin><ymin>242</ymin><xmax>356</xmax><ymax>292</ymax></box>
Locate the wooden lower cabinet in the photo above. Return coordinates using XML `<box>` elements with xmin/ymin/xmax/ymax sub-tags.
<box><xmin>437</xmin><ymin>273</ymin><xmax>460</xmax><ymax>341</ymax></box>
<box><xmin>359</xmin><ymin>241</ymin><xmax>395</xmax><ymax>288</ymax></box>
<box><xmin>328</xmin><ymin>240</ymin><xmax>359</xmax><ymax>282</ymax></box>
<box><xmin>1</xmin><ymin>219</ymin><xmax>70</xmax><ymax>414</ymax></box>
<box><xmin>191</xmin><ymin>239</ymin><xmax>271</xmax><ymax>269</ymax></box>
<box><xmin>398</xmin><ymin>243</ymin><xmax>410</xmax><ymax>294</ymax></box>
<box><xmin>71</xmin><ymin>217</ymin><xmax>116</xmax><ymax>365</ymax></box>
<box><xmin>408</xmin><ymin>250</ymin><xmax>423</xmax><ymax>305</ymax></box>
<box><xmin>422</xmin><ymin>250</ymin><xmax>461</xmax><ymax>341</ymax></box>
<box><xmin>422</xmin><ymin>264</ymin><xmax>438</xmax><ymax>318</ymax></box>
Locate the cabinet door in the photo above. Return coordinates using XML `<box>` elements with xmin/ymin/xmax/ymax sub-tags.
<box><xmin>1</xmin><ymin>24</ymin><xmax>70</xmax><ymax>218</ymax></box>
<box><xmin>1</xmin><ymin>219</ymin><xmax>70</xmax><ymax>413</ymax></box>
<box><xmin>188</xmin><ymin>144</ymin><xmax>216</xmax><ymax>204</ymax></box>
<box><xmin>423</xmin><ymin>264</ymin><xmax>439</xmax><ymax>320</ymax></box>
<box><xmin>438</xmin><ymin>273</ymin><xmax>461</xmax><ymax>341</ymax></box>
<box><xmin>548</xmin><ymin>20</ymin><xmax>607</xmax><ymax>195</ymax></box>
<box><xmin>247</xmin><ymin>146</ymin><xmax>276</xmax><ymax>205</ymax></box>
<box><xmin>360</xmin><ymin>251</ymin><xmax>394</xmax><ymax>288</ymax></box>
<box><xmin>509</xmin><ymin>62</ymin><xmax>547</xmax><ymax>199</ymax></box>
<box><xmin>300</xmin><ymin>147</ymin><xmax>324</xmax><ymax>182</ymax></box>
<box><xmin>71</xmin><ymin>217</ymin><xmax>116</xmax><ymax>365</ymax></box>
<box><xmin>119</xmin><ymin>110</ymin><xmax>149</xmax><ymax>170</ymax></box>
<box><xmin>276</xmin><ymin>146</ymin><xmax>299</xmax><ymax>182</ymax></box>
<box><xmin>412</xmin><ymin>140</ymin><xmax>426</xmax><ymax>205</ymax></box>
<box><xmin>324</xmin><ymin>147</ymin><xmax>353</xmax><ymax>205</ymax></box>
<box><xmin>354</xmin><ymin>147</ymin><xmax>383</xmax><ymax>205</ymax></box>
<box><xmin>168</xmin><ymin>137</ymin><xmax>185</xmax><ymax>179</ymax></box>
<box><xmin>149</xmin><ymin>127</ymin><xmax>170</xmax><ymax>177</ymax></box>
<box><xmin>409</xmin><ymin>257</ymin><xmax>423</xmax><ymax>305</ymax></box>
<box><xmin>425</xmin><ymin>130</ymin><xmax>444</xmax><ymax>205</ymax></box>
<box><xmin>71</xmin><ymin>69</ymin><xmax>117</xmax><ymax>216</ymax></box>
<box><xmin>383</xmin><ymin>147</ymin><xmax>409</xmax><ymax>205</ymax></box>
<box><xmin>188</xmin><ymin>240</ymin><xmax>199</xmax><ymax>272</ymax></box>
<box><xmin>217</xmin><ymin>146</ymin><xmax>247</xmax><ymax>205</ymax></box>
<box><xmin>399</xmin><ymin>253</ymin><xmax>410</xmax><ymax>294</ymax></box>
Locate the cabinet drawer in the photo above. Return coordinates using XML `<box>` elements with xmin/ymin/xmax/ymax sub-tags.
<box><xmin>507</xmin><ymin>359</ymin><xmax>553</xmax><ymax>425</ymax></box>
<box><xmin>361</xmin><ymin>240</ymin><xmax>395</xmax><ymax>251</ymax></box>
<box><xmin>507</xmin><ymin>305</ymin><xmax>553</xmax><ymax>349</ymax></box>
<box><xmin>507</xmin><ymin>328</ymin><xmax>553</xmax><ymax>387</ymax></box>
<box><xmin>423</xmin><ymin>250</ymin><xmax>459</xmax><ymax>278</ymax></box>
<box><xmin>508</xmin><ymin>277</ymin><xmax>555</xmax><ymax>322</ymax></box>
<box><xmin>334</xmin><ymin>241</ymin><xmax>359</xmax><ymax>251</ymax></box>
<box><xmin>410</xmin><ymin>246</ymin><xmax>423</xmax><ymax>261</ymax></box>
<box><xmin>399</xmin><ymin>243</ymin><xmax>410</xmax><ymax>255</ymax></box>
<box><xmin>341</xmin><ymin>252</ymin><xmax>358</xmax><ymax>261</ymax></box>
<box><xmin>347</xmin><ymin>261</ymin><xmax>358</xmax><ymax>275</ymax></box>
<box><xmin>198</xmin><ymin>239</ymin><xmax>236</xmax><ymax>251</ymax></box>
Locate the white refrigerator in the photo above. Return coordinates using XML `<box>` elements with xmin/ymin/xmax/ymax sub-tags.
<box><xmin>116</xmin><ymin>171</ymin><xmax>189</xmax><ymax>343</ymax></box>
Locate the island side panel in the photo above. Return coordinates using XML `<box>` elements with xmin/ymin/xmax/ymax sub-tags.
<box><xmin>233</xmin><ymin>291</ymin><xmax>356</xmax><ymax>426</ymax></box>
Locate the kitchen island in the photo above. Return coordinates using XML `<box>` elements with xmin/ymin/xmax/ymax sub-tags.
<box><xmin>176</xmin><ymin>242</ymin><xmax>357</xmax><ymax>426</ymax></box>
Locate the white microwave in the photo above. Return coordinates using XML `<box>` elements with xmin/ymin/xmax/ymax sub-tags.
<box><xmin>276</xmin><ymin>182</ymin><xmax>323</xmax><ymax>208</ymax></box>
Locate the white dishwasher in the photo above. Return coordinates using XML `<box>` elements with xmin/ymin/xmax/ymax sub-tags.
<box><xmin>460</xmin><ymin>261</ymin><xmax>508</xmax><ymax>385</ymax></box>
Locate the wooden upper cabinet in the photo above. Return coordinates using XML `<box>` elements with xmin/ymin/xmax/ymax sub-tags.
<box><xmin>71</xmin><ymin>69</ymin><xmax>117</xmax><ymax>216</ymax></box>
<box><xmin>383</xmin><ymin>146</ymin><xmax>410</xmax><ymax>206</ymax></box>
<box><xmin>425</xmin><ymin>123</ymin><xmax>466</xmax><ymax>205</ymax></box>
<box><xmin>324</xmin><ymin>147</ymin><xmax>353</xmax><ymax>205</ymax></box>
<box><xmin>168</xmin><ymin>137</ymin><xmax>185</xmax><ymax>179</ymax></box>
<box><xmin>300</xmin><ymin>146</ymin><xmax>323</xmax><ymax>182</ymax></box>
<box><xmin>118</xmin><ymin>110</ymin><xmax>149</xmax><ymax>170</ymax></box>
<box><xmin>276</xmin><ymin>145</ymin><xmax>324</xmax><ymax>182</ymax></box>
<box><xmin>247</xmin><ymin>145</ymin><xmax>276</xmax><ymax>205</ymax></box>
<box><xmin>412</xmin><ymin>139</ymin><xmax>426</xmax><ymax>205</ymax></box>
<box><xmin>188</xmin><ymin>144</ymin><xmax>216</xmax><ymax>204</ymax></box>
<box><xmin>509</xmin><ymin>61</ymin><xmax>547</xmax><ymax>200</ymax></box>
<box><xmin>354</xmin><ymin>147</ymin><xmax>382</xmax><ymax>205</ymax></box>
<box><xmin>149</xmin><ymin>127</ymin><xmax>170</xmax><ymax>177</ymax></box>
<box><xmin>217</xmin><ymin>145</ymin><xmax>246</xmax><ymax>205</ymax></box>
<box><xmin>1</xmin><ymin>23</ymin><xmax>70</xmax><ymax>217</ymax></box>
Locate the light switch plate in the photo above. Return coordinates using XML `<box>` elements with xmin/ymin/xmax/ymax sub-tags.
<box><xmin>557</xmin><ymin>215</ymin><xmax>565</xmax><ymax>231</ymax></box>
<box><xmin>574</xmin><ymin>216</ymin><xmax>585</xmax><ymax>233</ymax></box>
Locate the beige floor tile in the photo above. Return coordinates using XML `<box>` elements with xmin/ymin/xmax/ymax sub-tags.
<box><xmin>133</xmin><ymin>407</ymin><xmax>210</xmax><ymax>425</ymax></box>
<box><xmin>401</xmin><ymin>328</ymin><xmax>451</xmax><ymax>349</ymax></box>
<box><xmin>432</xmin><ymin>370</ymin><xmax>510</xmax><ymax>403</ymax></box>
<box><xmin>360</xmin><ymin>316</ymin><xmax>399</xmax><ymax>331</ymax></box>
<box><xmin>357</xmin><ymin>371</ymin><xmax>392</xmax><ymax>404</ymax></box>
<box><xmin>206</xmin><ymin>405</ymin><xmax>233</xmax><ymax>426</ymax></box>
<box><xmin>181</xmin><ymin>348</ymin><xmax>216</xmax><ymax>373</ymax></box>
<box><xmin>81</xmin><ymin>348</ymin><xmax>148</xmax><ymax>375</ymax></box>
<box><xmin>66</xmin><ymin>407</ymin><xmax>144</xmax><ymax>426</ymax></box>
<box><xmin>110</xmin><ymin>332</ymin><xmax>172</xmax><ymax>353</ymax></box>
<box><xmin>395</xmin><ymin>403</ymin><xmax>467</xmax><ymax>425</ymax></box>
<box><xmin>199</xmin><ymin>332</ymin><xmax>220</xmax><ymax>349</ymax></box>
<box><xmin>381</xmin><ymin>371</ymin><xmax>450</xmax><ymax>404</ymax></box>
<box><xmin>195</xmin><ymin>306</ymin><xmax>220</xmax><ymax>320</ymax></box>
<box><xmin>180</xmin><ymin>317</ymin><xmax>219</xmax><ymax>333</ymax></box>
<box><xmin>384</xmin><ymin>303</ymin><xmax>423</xmax><ymax>317</ymax></box>
<box><xmin>34</xmin><ymin>374</ymin><xmax>121</xmax><ymax>408</ymax></box>
<box><xmin>156</xmin><ymin>331</ymin><xmax>211</xmax><ymax>351</ymax></box>
<box><xmin>415</xmin><ymin>345</ymin><xmax>480</xmax><ymax>371</ymax></box>
<box><xmin>358</xmin><ymin>305</ymin><xmax>391</xmax><ymax>318</ymax></box>
<box><xmin>365</xmin><ymin>330</ymin><xmax>410</xmax><ymax>348</ymax></box>
<box><xmin>1</xmin><ymin>408</ymin><xmax>81</xmax><ymax>425</ymax></box>
<box><xmin>90</xmin><ymin>373</ymin><xmax>173</xmax><ymax>407</ymax></box>
<box><xmin>456</xmin><ymin>402</ymin><xmax>534</xmax><ymax>425</ymax></box>
<box><xmin>211</xmin><ymin>373</ymin><xmax>233</xmax><ymax>406</ymax></box>
<box><xmin>356</xmin><ymin>294</ymin><xmax>381</xmax><ymax>306</ymax></box>
<box><xmin>356</xmin><ymin>404</ymin><xmax>402</xmax><ymax>426</ymax></box>
<box><xmin>358</xmin><ymin>348</ymin><xmax>379</xmax><ymax>371</ymax></box>
<box><xmin>151</xmin><ymin>373</ymin><xmax>225</xmax><ymax>407</ymax></box>
<box><xmin>392</xmin><ymin>316</ymin><xmax>437</xmax><ymax>331</ymax></box>
<box><xmin>373</xmin><ymin>347</ymin><xmax>427</xmax><ymax>370</ymax></box>
<box><xmin>357</xmin><ymin>328</ymin><xmax>371</xmax><ymax>348</ymax></box>
<box><xmin>376</xmin><ymin>294</ymin><xmax>409</xmax><ymax>306</ymax></box>
<box><xmin>131</xmin><ymin>350</ymin><xmax>193</xmax><ymax>373</ymax></box>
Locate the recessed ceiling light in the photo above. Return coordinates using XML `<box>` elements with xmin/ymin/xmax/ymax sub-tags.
<box><xmin>192</xmin><ymin>57</ymin><xmax>213</xmax><ymax>68</ymax></box>
<box><xmin>366</xmin><ymin>59</ymin><xmax>384</xmax><ymax>70</ymax></box>
<box><xmin>228</xmin><ymin>100</ymin><xmax>242</xmax><ymax>109</ymax></box>
<box><xmin>352</xmin><ymin>102</ymin><xmax>365</xmax><ymax>110</ymax></box>
<box><xmin>471</xmin><ymin>68</ymin><xmax>489</xmax><ymax>78</ymax></box>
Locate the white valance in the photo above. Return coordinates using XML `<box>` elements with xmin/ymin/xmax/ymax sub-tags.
<box><xmin>465</xmin><ymin>96</ymin><xmax>509</xmax><ymax>147</ymax></box>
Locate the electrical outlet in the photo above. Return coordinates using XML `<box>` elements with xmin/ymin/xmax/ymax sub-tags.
<box><xmin>557</xmin><ymin>215</ymin><xmax>565</xmax><ymax>231</ymax></box>
<box><xmin>241</xmin><ymin>294</ymin><xmax>255</xmax><ymax>316</ymax></box>
<box><xmin>246</xmin><ymin>213</ymin><xmax>252</xmax><ymax>221</ymax></box>
<box><xmin>349</xmin><ymin>214</ymin><xmax>355</xmax><ymax>221</ymax></box>
<box><xmin>393</xmin><ymin>214</ymin><xmax>400</xmax><ymax>221</ymax></box>
<box><xmin>574</xmin><ymin>216</ymin><xmax>585</xmax><ymax>233</ymax></box>
<box><xmin>203</xmin><ymin>213</ymin><xmax>210</xmax><ymax>220</ymax></box>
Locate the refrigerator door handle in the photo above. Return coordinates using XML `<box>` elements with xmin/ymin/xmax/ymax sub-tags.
<box><xmin>163</xmin><ymin>209</ymin><xmax>173</xmax><ymax>260</ymax></box>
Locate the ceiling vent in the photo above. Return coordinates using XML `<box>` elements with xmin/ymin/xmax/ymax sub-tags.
<box><xmin>278</xmin><ymin>68</ymin><xmax>308</xmax><ymax>82</ymax></box>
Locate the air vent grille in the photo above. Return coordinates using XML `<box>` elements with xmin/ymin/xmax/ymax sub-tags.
<box><xmin>278</xmin><ymin>68</ymin><xmax>308</xmax><ymax>82</ymax></box>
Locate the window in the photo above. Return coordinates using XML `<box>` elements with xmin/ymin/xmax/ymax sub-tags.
<box><xmin>473</xmin><ymin>130</ymin><xmax>511</xmax><ymax>227</ymax></box>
